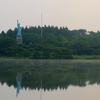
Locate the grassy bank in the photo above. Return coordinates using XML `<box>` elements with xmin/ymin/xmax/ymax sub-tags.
<box><xmin>1</xmin><ymin>55</ymin><xmax>100</xmax><ymax>59</ymax></box>
<box><xmin>73</xmin><ymin>55</ymin><xmax>100</xmax><ymax>59</ymax></box>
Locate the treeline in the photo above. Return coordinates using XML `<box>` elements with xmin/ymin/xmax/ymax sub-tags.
<box><xmin>0</xmin><ymin>25</ymin><xmax>100</xmax><ymax>58</ymax></box>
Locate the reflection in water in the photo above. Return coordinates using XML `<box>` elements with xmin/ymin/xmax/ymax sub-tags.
<box><xmin>0</xmin><ymin>60</ymin><xmax>100</xmax><ymax>100</ymax></box>
<box><xmin>0</xmin><ymin>59</ymin><xmax>100</xmax><ymax>90</ymax></box>
<box><xmin>16</xmin><ymin>73</ymin><xmax>22</xmax><ymax>97</ymax></box>
<box><xmin>41</xmin><ymin>75</ymin><xmax>42</xmax><ymax>100</ymax></box>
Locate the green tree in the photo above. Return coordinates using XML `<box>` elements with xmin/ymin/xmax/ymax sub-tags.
<box><xmin>1</xmin><ymin>31</ymin><xmax>6</xmax><ymax>37</ymax></box>
<box><xmin>6</xmin><ymin>29</ymin><xmax>15</xmax><ymax>38</ymax></box>
<box><xmin>43</xmin><ymin>51</ymin><xmax>50</xmax><ymax>59</ymax></box>
<box><xmin>73</xmin><ymin>40</ymin><xmax>90</xmax><ymax>55</ymax></box>
<box><xmin>0</xmin><ymin>37</ymin><xmax>17</xmax><ymax>56</ymax></box>
<box><xmin>31</xmin><ymin>51</ymin><xmax>42</xmax><ymax>59</ymax></box>
<box><xmin>54</xmin><ymin>48</ymin><xmax>73</xmax><ymax>59</ymax></box>
<box><xmin>0</xmin><ymin>37</ymin><xmax>17</xmax><ymax>48</ymax></box>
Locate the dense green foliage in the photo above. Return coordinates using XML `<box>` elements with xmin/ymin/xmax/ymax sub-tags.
<box><xmin>1</xmin><ymin>26</ymin><xmax>100</xmax><ymax>58</ymax></box>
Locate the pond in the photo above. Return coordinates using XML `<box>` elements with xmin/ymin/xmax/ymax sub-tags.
<box><xmin>0</xmin><ymin>59</ymin><xmax>100</xmax><ymax>100</ymax></box>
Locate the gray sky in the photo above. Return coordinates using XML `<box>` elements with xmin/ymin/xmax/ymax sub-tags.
<box><xmin>0</xmin><ymin>0</ymin><xmax>100</xmax><ymax>32</ymax></box>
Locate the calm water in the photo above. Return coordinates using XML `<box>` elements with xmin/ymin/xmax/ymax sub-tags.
<box><xmin>0</xmin><ymin>59</ymin><xmax>100</xmax><ymax>100</ymax></box>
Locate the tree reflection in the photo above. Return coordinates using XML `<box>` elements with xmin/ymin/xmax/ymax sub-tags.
<box><xmin>0</xmin><ymin>60</ymin><xmax>100</xmax><ymax>91</ymax></box>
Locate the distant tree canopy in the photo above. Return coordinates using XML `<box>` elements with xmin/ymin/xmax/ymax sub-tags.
<box><xmin>0</xmin><ymin>25</ymin><xmax>100</xmax><ymax>58</ymax></box>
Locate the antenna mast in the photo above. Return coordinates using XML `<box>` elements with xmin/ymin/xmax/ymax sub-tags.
<box><xmin>41</xmin><ymin>0</ymin><xmax>43</xmax><ymax>41</ymax></box>
<box><xmin>17</xmin><ymin>20</ymin><xmax>19</xmax><ymax>25</ymax></box>
<box><xmin>41</xmin><ymin>13</ymin><xmax>43</xmax><ymax>41</ymax></box>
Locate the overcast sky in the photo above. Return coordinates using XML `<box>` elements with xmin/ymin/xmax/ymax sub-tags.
<box><xmin>0</xmin><ymin>0</ymin><xmax>100</xmax><ymax>32</ymax></box>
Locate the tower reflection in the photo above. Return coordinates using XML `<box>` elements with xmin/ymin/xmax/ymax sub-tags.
<box><xmin>16</xmin><ymin>73</ymin><xmax>22</xmax><ymax>97</ymax></box>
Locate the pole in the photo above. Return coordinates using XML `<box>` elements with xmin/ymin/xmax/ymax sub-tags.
<box><xmin>17</xmin><ymin>20</ymin><xmax>19</xmax><ymax>25</ymax></box>
<box><xmin>41</xmin><ymin>13</ymin><xmax>43</xmax><ymax>41</ymax></box>
<box><xmin>40</xmin><ymin>75</ymin><xmax>42</xmax><ymax>100</ymax></box>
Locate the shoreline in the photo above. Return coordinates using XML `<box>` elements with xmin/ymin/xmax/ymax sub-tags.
<box><xmin>0</xmin><ymin>55</ymin><xmax>100</xmax><ymax>59</ymax></box>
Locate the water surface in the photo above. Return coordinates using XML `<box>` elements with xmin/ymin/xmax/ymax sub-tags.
<box><xmin>0</xmin><ymin>59</ymin><xmax>100</xmax><ymax>100</ymax></box>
